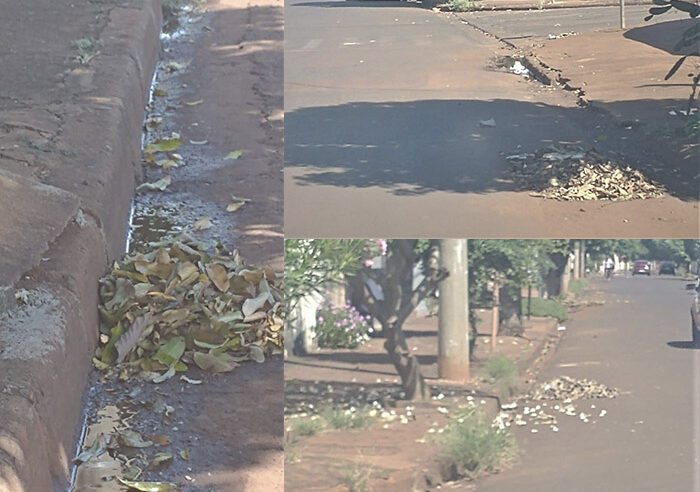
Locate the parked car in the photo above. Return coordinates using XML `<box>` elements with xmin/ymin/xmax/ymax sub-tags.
<box><xmin>691</xmin><ymin>277</ymin><xmax>699</xmax><ymax>345</ymax></box>
<box><xmin>632</xmin><ymin>260</ymin><xmax>652</xmax><ymax>276</ymax></box>
<box><xmin>659</xmin><ymin>261</ymin><xmax>676</xmax><ymax>275</ymax></box>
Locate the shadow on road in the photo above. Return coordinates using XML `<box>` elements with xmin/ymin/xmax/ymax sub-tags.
<box><xmin>286</xmin><ymin>99</ymin><xmax>699</xmax><ymax>199</ymax></box>
<box><xmin>624</xmin><ymin>18</ymin><xmax>700</xmax><ymax>56</ymax></box>
<box><xmin>667</xmin><ymin>340</ymin><xmax>700</xmax><ymax>349</ymax></box>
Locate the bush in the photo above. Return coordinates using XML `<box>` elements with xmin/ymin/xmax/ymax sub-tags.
<box><xmin>290</xmin><ymin>417</ymin><xmax>323</xmax><ymax>437</ymax></box>
<box><xmin>483</xmin><ymin>354</ymin><xmax>517</xmax><ymax>381</ymax></box>
<box><xmin>522</xmin><ymin>297</ymin><xmax>568</xmax><ymax>322</ymax></box>
<box><xmin>436</xmin><ymin>407</ymin><xmax>517</xmax><ymax>481</ymax></box>
<box><xmin>315</xmin><ymin>302</ymin><xmax>373</xmax><ymax>349</ymax></box>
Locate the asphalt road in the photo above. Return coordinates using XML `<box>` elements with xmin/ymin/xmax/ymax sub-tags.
<box><xmin>478</xmin><ymin>275</ymin><xmax>700</xmax><ymax>492</ymax></box>
<box><xmin>465</xmin><ymin>5</ymin><xmax>687</xmax><ymax>42</ymax></box>
<box><xmin>284</xmin><ymin>1</ymin><xmax>698</xmax><ymax>238</ymax></box>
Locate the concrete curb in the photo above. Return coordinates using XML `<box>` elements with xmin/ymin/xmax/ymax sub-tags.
<box><xmin>429</xmin><ymin>0</ymin><xmax>648</xmax><ymax>11</ymax></box>
<box><xmin>0</xmin><ymin>2</ymin><xmax>161</xmax><ymax>490</ymax></box>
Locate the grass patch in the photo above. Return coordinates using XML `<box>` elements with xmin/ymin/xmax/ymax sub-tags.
<box><xmin>320</xmin><ymin>406</ymin><xmax>373</xmax><ymax>430</ymax></box>
<box><xmin>522</xmin><ymin>297</ymin><xmax>568</xmax><ymax>322</ymax></box>
<box><xmin>482</xmin><ymin>355</ymin><xmax>519</xmax><ymax>399</ymax></box>
<box><xmin>161</xmin><ymin>0</ymin><xmax>187</xmax><ymax>15</ymax></box>
<box><xmin>290</xmin><ymin>417</ymin><xmax>324</xmax><ymax>437</ymax></box>
<box><xmin>568</xmin><ymin>278</ymin><xmax>588</xmax><ymax>296</ymax></box>
<box><xmin>341</xmin><ymin>460</ymin><xmax>373</xmax><ymax>492</ymax></box>
<box><xmin>446</xmin><ymin>0</ymin><xmax>476</xmax><ymax>11</ymax></box>
<box><xmin>436</xmin><ymin>407</ymin><xmax>517</xmax><ymax>481</ymax></box>
<box><xmin>71</xmin><ymin>38</ymin><xmax>102</xmax><ymax>64</ymax></box>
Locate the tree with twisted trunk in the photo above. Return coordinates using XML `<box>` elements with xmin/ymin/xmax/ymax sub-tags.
<box><xmin>348</xmin><ymin>240</ymin><xmax>448</xmax><ymax>401</ymax></box>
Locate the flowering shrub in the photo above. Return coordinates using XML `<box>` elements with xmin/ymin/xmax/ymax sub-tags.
<box><xmin>315</xmin><ymin>302</ymin><xmax>373</xmax><ymax>349</ymax></box>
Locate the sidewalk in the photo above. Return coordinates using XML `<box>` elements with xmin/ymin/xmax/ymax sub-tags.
<box><xmin>284</xmin><ymin>311</ymin><xmax>560</xmax><ymax>491</ymax></box>
<box><xmin>0</xmin><ymin>1</ymin><xmax>160</xmax><ymax>489</ymax></box>
<box><xmin>461</xmin><ymin>0</ymin><xmax>648</xmax><ymax>12</ymax></box>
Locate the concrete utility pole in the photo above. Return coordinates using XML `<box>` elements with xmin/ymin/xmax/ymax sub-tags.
<box><xmin>561</xmin><ymin>252</ymin><xmax>572</xmax><ymax>296</ymax></box>
<box><xmin>620</xmin><ymin>0</ymin><xmax>626</xmax><ymax>29</ymax></box>
<box><xmin>573</xmin><ymin>240</ymin><xmax>581</xmax><ymax>280</ymax></box>
<box><xmin>579</xmin><ymin>240</ymin><xmax>586</xmax><ymax>278</ymax></box>
<box><xmin>438</xmin><ymin>239</ymin><xmax>470</xmax><ymax>382</ymax></box>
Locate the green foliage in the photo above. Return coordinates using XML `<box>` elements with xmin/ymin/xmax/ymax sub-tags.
<box><xmin>468</xmin><ymin>239</ymin><xmax>570</xmax><ymax>307</ymax></box>
<box><xmin>523</xmin><ymin>297</ymin><xmax>568</xmax><ymax>322</ymax></box>
<box><xmin>284</xmin><ymin>239</ymin><xmax>367</xmax><ymax>315</ymax></box>
<box><xmin>436</xmin><ymin>407</ymin><xmax>517</xmax><ymax>480</ymax></box>
<box><xmin>483</xmin><ymin>355</ymin><xmax>519</xmax><ymax>399</ymax></box>
<box><xmin>568</xmin><ymin>278</ymin><xmax>588</xmax><ymax>295</ymax></box>
<box><xmin>483</xmin><ymin>354</ymin><xmax>517</xmax><ymax>381</ymax></box>
<box><xmin>320</xmin><ymin>406</ymin><xmax>373</xmax><ymax>430</ymax></box>
<box><xmin>585</xmin><ymin>239</ymin><xmax>647</xmax><ymax>262</ymax></box>
<box><xmin>290</xmin><ymin>417</ymin><xmax>324</xmax><ymax>437</ymax></box>
<box><xmin>642</xmin><ymin>239</ymin><xmax>691</xmax><ymax>263</ymax></box>
<box><xmin>315</xmin><ymin>302</ymin><xmax>373</xmax><ymax>349</ymax></box>
<box><xmin>446</xmin><ymin>0</ymin><xmax>476</xmax><ymax>11</ymax></box>
<box><xmin>341</xmin><ymin>461</ymin><xmax>373</xmax><ymax>492</ymax></box>
<box><xmin>71</xmin><ymin>38</ymin><xmax>102</xmax><ymax>64</ymax></box>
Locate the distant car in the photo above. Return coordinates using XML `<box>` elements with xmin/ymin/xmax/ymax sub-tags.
<box><xmin>659</xmin><ymin>261</ymin><xmax>676</xmax><ymax>275</ymax></box>
<box><xmin>632</xmin><ymin>260</ymin><xmax>652</xmax><ymax>276</ymax></box>
<box><xmin>691</xmin><ymin>278</ymin><xmax>700</xmax><ymax>345</ymax></box>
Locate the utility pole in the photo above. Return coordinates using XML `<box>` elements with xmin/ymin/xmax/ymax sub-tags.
<box><xmin>619</xmin><ymin>0</ymin><xmax>626</xmax><ymax>29</ymax></box>
<box><xmin>561</xmin><ymin>252</ymin><xmax>572</xmax><ymax>296</ymax></box>
<box><xmin>579</xmin><ymin>240</ymin><xmax>586</xmax><ymax>279</ymax></box>
<box><xmin>573</xmin><ymin>240</ymin><xmax>581</xmax><ymax>280</ymax></box>
<box><xmin>438</xmin><ymin>239</ymin><xmax>470</xmax><ymax>382</ymax></box>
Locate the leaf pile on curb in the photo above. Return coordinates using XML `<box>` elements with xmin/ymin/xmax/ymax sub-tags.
<box><xmin>527</xmin><ymin>376</ymin><xmax>619</xmax><ymax>401</ymax></box>
<box><xmin>95</xmin><ymin>237</ymin><xmax>283</xmax><ymax>381</ymax></box>
<box><xmin>507</xmin><ymin>145</ymin><xmax>664</xmax><ymax>200</ymax></box>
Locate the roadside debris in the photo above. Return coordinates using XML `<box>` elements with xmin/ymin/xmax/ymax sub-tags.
<box><xmin>95</xmin><ymin>236</ymin><xmax>283</xmax><ymax>382</ymax></box>
<box><xmin>528</xmin><ymin>376</ymin><xmax>619</xmax><ymax>401</ymax></box>
<box><xmin>507</xmin><ymin>144</ymin><xmax>665</xmax><ymax>200</ymax></box>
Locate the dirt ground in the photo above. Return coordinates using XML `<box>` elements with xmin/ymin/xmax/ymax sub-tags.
<box><xmin>284</xmin><ymin>309</ymin><xmax>562</xmax><ymax>491</ymax></box>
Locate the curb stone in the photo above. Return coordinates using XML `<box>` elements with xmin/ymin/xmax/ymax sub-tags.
<box><xmin>0</xmin><ymin>1</ymin><xmax>161</xmax><ymax>490</ymax></box>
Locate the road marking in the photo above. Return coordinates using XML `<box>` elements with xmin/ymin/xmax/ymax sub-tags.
<box><xmin>301</xmin><ymin>38</ymin><xmax>322</xmax><ymax>50</ymax></box>
<box><xmin>557</xmin><ymin>361</ymin><xmax>602</xmax><ymax>367</ymax></box>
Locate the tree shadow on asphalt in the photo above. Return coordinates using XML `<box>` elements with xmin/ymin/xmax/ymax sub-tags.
<box><xmin>667</xmin><ymin>341</ymin><xmax>700</xmax><ymax>349</ymax></box>
<box><xmin>624</xmin><ymin>18</ymin><xmax>700</xmax><ymax>56</ymax></box>
<box><xmin>286</xmin><ymin>98</ymin><xmax>698</xmax><ymax>200</ymax></box>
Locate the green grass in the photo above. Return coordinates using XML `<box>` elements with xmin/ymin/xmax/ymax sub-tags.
<box><xmin>522</xmin><ymin>297</ymin><xmax>569</xmax><ymax>322</ymax></box>
<box><xmin>341</xmin><ymin>461</ymin><xmax>373</xmax><ymax>492</ymax></box>
<box><xmin>320</xmin><ymin>406</ymin><xmax>373</xmax><ymax>430</ymax></box>
<box><xmin>290</xmin><ymin>417</ymin><xmax>324</xmax><ymax>436</ymax></box>
<box><xmin>568</xmin><ymin>278</ymin><xmax>588</xmax><ymax>296</ymax></box>
<box><xmin>446</xmin><ymin>0</ymin><xmax>476</xmax><ymax>11</ymax></box>
<box><xmin>71</xmin><ymin>38</ymin><xmax>102</xmax><ymax>64</ymax></box>
<box><xmin>482</xmin><ymin>355</ymin><xmax>519</xmax><ymax>399</ymax></box>
<box><xmin>436</xmin><ymin>407</ymin><xmax>517</xmax><ymax>481</ymax></box>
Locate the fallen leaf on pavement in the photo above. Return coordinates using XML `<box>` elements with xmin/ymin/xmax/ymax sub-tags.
<box><xmin>193</xmin><ymin>217</ymin><xmax>212</xmax><ymax>231</ymax></box>
<box><xmin>136</xmin><ymin>175</ymin><xmax>171</xmax><ymax>192</ymax></box>
<box><xmin>224</xmin><ymin>150</ymin><xmax>242</xmax><ymax>160</ymax></box>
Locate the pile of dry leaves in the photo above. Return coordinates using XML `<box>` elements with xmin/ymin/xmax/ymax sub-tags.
<box><xmin>507</xmin><ymin>145</ymin><xmax>664</xmax><ymax>201</ymax></box>
<box><xmin>528</xmin><ymin>376</ymin><xmax>620</xmax><ymax>401</ymax></box>
<box><xmin>94</xmin><ymin>236</ymin><xmax>283</xmax><ymax>382</ymax></box>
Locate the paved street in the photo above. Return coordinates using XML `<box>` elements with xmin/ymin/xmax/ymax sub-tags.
<box><xmin>478</xmin><ymin>275</ymin><xmax>699</xmax><ymax>492</ymax></box>
<box><xmin>466</xmin><ymin>5</ymin><xmax>686</xmax><ymax>41</ymax></box>
<box><xmin>284</xmin><ymin>2</ymin><xmax>698</xmax><ymax>238</ymax></box>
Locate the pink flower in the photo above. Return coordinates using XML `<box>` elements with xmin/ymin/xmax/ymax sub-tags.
<box><xmin>363</xmin><ymin>259</ymin><xmax>374</xmax><ymax>267</ymax></box>
<box><xmin>375</xmin><ymin>239</ymin><xmax>387</xmax><ymax>255</ymax></box>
